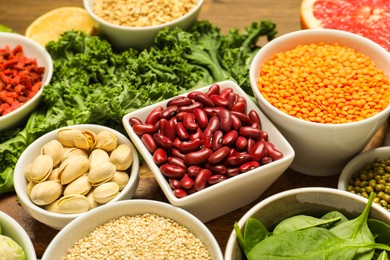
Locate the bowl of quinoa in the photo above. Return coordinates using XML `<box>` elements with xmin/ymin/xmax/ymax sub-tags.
<box><xmin>41</xmin><ymin>200</ymin><xmax>223</xmax><ymax>259</ymax></box>
<box><xmin>83</xmin><ymin>0</ymin><xmax>204</xmax><ymax>50</ymax></box>
<box><xmin>250</xmin><ymin>29</ymin><xmax>390</xmax><ymax>176</ymax></box>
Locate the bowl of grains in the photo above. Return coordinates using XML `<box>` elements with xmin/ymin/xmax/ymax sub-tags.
<box><xmin>338</xmin><ymin>146</ymin><xmax>390</xmax><ymax>213</ymax></box>
<box><xmin>83</xmin><ymin>0</ymin><xmax>204</xmax><ymax>50</ymax></box>
<box><xmin>41</xmin><ymin>199</ymin><xmax>223</xmax><ymax>259</ymax></box>
<box><xmin>250</xmin><ymin>29</ymin><xmax>390</xmax><ymax>176</ymax></box>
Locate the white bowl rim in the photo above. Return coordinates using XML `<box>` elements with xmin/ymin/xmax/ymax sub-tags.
<box><xmin>14</xmin><ymin>124</ymin><xmax>139</xmax><ymax>221</ymax></box>
<box><xmin>83</xmin><ymin>0</ymin><xmax>204</xmax><ymax>31</ymax></box>
<box><xmin>0</xmin><ymin>32</ymin><xmax>53</xmax><ymax>125</ymax></box>
<box><xmin>250</xmin><ymin>28</ymin><xmax>390</xmax><ymax>129</ymax></box>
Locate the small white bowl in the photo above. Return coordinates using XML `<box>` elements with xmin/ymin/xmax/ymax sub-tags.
<box><xmin>13</xmin><ymin>124</ymin><xmax>139</xmax><ymax>230</ymax></box>
<box><xmin>41</xmin><ymin>200</ymin><xmax>223</xmax><ymax>259</ymax></box>
<box><xmin>123</xmin><ymin>80</ymin><xmax>295</xmax><ymax>222</ymax></box>
<box><xmin>250</xmin><ymin>29</ymin><xmax>390</xmax><ymax>176</ymax></box>
<box><xmin>0</xmin><ymin>32</ymin><xmax>53</xmax><ymax>130</ymax></box>
<box><xmin>224</xmin><ymin>187</ymin><xmax>390</xmax><ymax>260</ymax></box>
<box><xmin>0</xmin><ymin>211</ymin><xmax>37</xmax><ymax>260</ymax></box>
<box><xmin>83</xmin><ymin>0</ymin><xmax>204</xmax><ymax>50</ymax></box>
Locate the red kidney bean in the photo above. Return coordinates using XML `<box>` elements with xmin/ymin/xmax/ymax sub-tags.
<box><xmin>187</xmin><ymin>90</ymin><xmax>203</xmax><ymax>99</ymax></box>
<box><xmin>176</xmin><ymin>122</ymin><xmax>189</xmax><ymax>140</ymax></box>
<box><xmin>184</xmin><ymin>148</ymin><xmax>213</xmax><ymax>166</ymax></box>
<box><xmin>161</xmin><ymin>105</ymin><xmax>179</xmax><ymax>119</ymax></box>
<box><xmin>176</xmin><ymin>111</ymin><xmax>187</xmax><ymax>121</ymax></box>
<box><xmin>141</xmin><ymin>134</ymin><xmax>157</xmax><ymax>153</ymax></box>
<box><xmin>194</xmin><ymin>169</ymin><xmax>212</xmax><ymax>191</ymax></box>
<box><xmin>183</xmin><ymin>112</ymin><xmax>198</xmax><ymax>131</ymax></box>
<box><xmin>174</xmin><ymin>138</ymin><xmax>202</xmax><ymax>153</ymax></box>
<box><xmin>178</xmin><ymin>102</ymin><xmax>203</xmax><ymax>113</ymax></box>
<box><xmin>206</xmin><ymin>83</ymin><xmax>220</xmax><ymax>97</ymax></box>
<box><xmin>231</xmin><ymin>114</ymin><xmax>241</xmax><ymax>131</ymax></box>
<box><xmin>230</xmin><ymin>111</ymin><xmax>252</xmax><ymax>126</ymax></box>
<box><xmin>193</xmin><ymin>92</ymin><xmax>214</xmax><ymax>107</ymax></box>
<box><xmin>173</xmin><ymin>188</ymin><xmax>188</xmax><ymax>198</ymax></box>
<box><xmin>203</xmin><ymin>107</ymin><xmax>224</xmax><ymax>117</ymax></box>
<box><xmin>251</xmin><ymin>122</ymin><xmax>261</xmax><ymax>130</ymax></box>
<box><xmin>231</xmin><ymin>101</ymin><xmax>246</xmax><ymax>113</ymax></box>
<box><xmin>226</xmin><ymin>153</ymin><xmax>251</xmax><ymax>167</ymax></box>
<box><xmin>239</xmin><ymin>126</ymin><xmax>262</xmax><ymax>139</ymax></box>
<box><xmin>210</xmin><ymin>95</ymin><xmax>229</xmax><ymax>107</ymax></box>
<box><xmin>164</xmin><ymin>118</ymin><xmax>176</xmax><ymax>141</ymax></box>
<box><xmin>240</xmin><ymin>161</ymin><xmax>260</xmax><ymax>173</ymax></box>
<box><xmin>226</xmin><ymin>167</ymin><xmax>241</xmax><ymax>177</ymax></box>
<box><xmin>212</xmin><ymin>130</ymin><xmax>223</xmax><ymax>151</ymax></box>
<box><xmin>157</xmin><ymin>118</ymin><xmax>168</xmax><ymax>135</ymax></box>
<box><xmin>205</xmin><ymin>163</ymin><xmax>227</xmax><ymax>175</ymax></box>
<box><xmin>208</xmin><ymin>146</ymin><xmax>230</xmax><ymax>164</ymax></box>
<box><xmin>193</xmin><ymin>108</ymin><xmax>208</xmax><ymax>129</ymax></box>
<box><xmin>189</xmin><ymin>127</ymin><xmax>203</xmax><ymax>141</ymax></box>
<box><xmin>187</xmin><ymin>166</ymin><xmax>202</xmax><ymax>178</ymax></box>
<box><xmin>250</xmin><ymin>140</ymin><xmax>266</xmax><ymax>161</ymax></box>
<box><xmin>168</xmin><ymin>156</ymin><xmax>187</xmax><ymax>170</ymax></box>
<box><xmin>145</xmin><ymin>106</ymin><xmax>163</xmax><ymax>125</ymax></box>
<box><xmin>235</xmin><ymin>136</ymin><xmax>248</xmax><ymax>151</ymax></box>
<box><xmin>226</xmin><ymin>92</ymin><xmax>237</xmax><ymax>109</ymax></box>
<box><xmin>207</xmin><ymin>116</ymin><xmax>220</xmax><ymax>132</ymax></box>
<box><xmin>129</xmin><ymin>117</ymin><xmax>143</xmax><ymax>126</ymax></box>
<box><xmin>202</xmin><ymin>128</ymin><xmax>213</xmax><ymax>149</ymax></box>
<box><xmin>261</xmin><ymin>156</ymin><xmax>273</xmax><ymax>165</ymax></box>
<box><xmin>265</xmin><ymin>142</ymin><xmax>283</xmax><ymax>161</ymax></box>
<box><xmin>261</xmin><ymin>131</ymin><xmax>269</xmax><ymax>141</ymax></box>
<box><xmin>218</xmin><ymin>108</ymin><xmax>232</xmax><ymax>133</ymax></box>
<box><xmin>249</xmin><ymin>110</ymin><xmax>262</xmax><ymax>129</ymax></box>
<box><xmin>219</xmin><ymin>87</ymin><xmax>233</xmax><ymax>98</ymax></box>
<box><xmin>208</xmin><ymin>174</ymin><xmax>228</xmax><ymax>185</ymax></box>
<box><xmin>160</xmin><ymin>163</ymin><xmax>185</xmax><ymax>178</ymax></box>
<box><xmin>169</xmin><ymin>179</ymin><xmax>182</xmax><ymax>189</ymax></box>
<box><xmin>153</xmin><ymin>148</ymin><xmax>168</xmax><ymax>164</ymax></box>
<box><xmin>247</xmin><ymin>138</ymin><xmax>255</xmax><ymax>153</ymax></box>
<box><xmin>171</xmin><ymin>148</ymin><xmax>185</xmax><ymax>160</ymax></box>
<box><xmin>153</xmin><ymin>133</ymin><xmax>173</xmax><ymax>149</ymax></box>
<box><xmin>181</xmin><ymin>174</ymin><xmax>194</xmax><ymax>189</ymax></box>
<box><xmin>167</xmin><ymin>96</ymin><xmax>192</xmax><ymax>107</ymax></box>
<box><xmin>133</xmin><ymin>124</ymin><xmax>157</xmax><ymax>136</ymax></box>
<box><xmin>223</xmin><ymin>130</ymin><xmax>239</xmax><ymax>146</ymax></box>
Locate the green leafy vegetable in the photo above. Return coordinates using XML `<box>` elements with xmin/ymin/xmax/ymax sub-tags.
<box><xmin>0</xmin><ymin>20</ymin><xmax>277</xmax><ymax>194</ymax></box>
<box><xmin>0</xmin><ymin>235</ymin><xmax>26</xmax><ymax>260</ymax></box>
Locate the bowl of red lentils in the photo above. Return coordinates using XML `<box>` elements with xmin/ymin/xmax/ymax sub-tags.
<box><xmin>41</xmin><ymin>199</ymin><xmax>223</xmax><ymax>259</ymax></box>
<box><xmin>250</xmin><ymin>29</ymin><xmax>390</xmax><ymax>176</ymax></box>
<box><xmin>0</xmin><ymin>32</ymin><xmax>53</xmax><ymax>130</ymax></box>
<box><xmin>83</xmin><ymin>0</ymin><xmax>204</xmax><ymax>50</ymax></box>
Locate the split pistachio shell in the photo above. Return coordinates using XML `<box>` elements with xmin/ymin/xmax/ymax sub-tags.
<box><xmin>88</xmin><ymin>161</ymin><xmax>116</xmax><ymax>185</ymax></box>
<box><xmin>58</xmin><ymin>129</ymin><xmax>84</xmax><ymax>147</ymax></box>
<box><xmin>45</xmin><ymin>200</ymin><xmax>61</xmax><ymax>213</ymax></box>
<box><xmin>58</xmin><ymin>155</ymin><xmax>89</xmax><ymax>185</ymax></box>
<box><xmin>61</xmin><ymin>147</ymin><xmax>88</xmax><ymax>162</ymax></box>
<box><xmin>86</xmin><ymin>191</ymin><xmax>98</xmax><ymax>209</ymax></box>
<box><xmin>56</xmin><ymin>194</ymin><xmax>91</xmax><ymax>214</ymax></box>
<box><xmin>111</xmin><ymin>171</ymin><xmax>129</xmax><ymax>190</ymax></box>
<box><xmin>74</xmin><ymin>130</ymin><xmax>97</xmax><ymax>151</ymax></box>
<box><xmin>109</xmin><ymin>144</ymin><xmax>133</xmax><ymax>171</ymax></box>
<box><xmin>95</xmin><ymin>130</ymin><xmax>117</xmax><ymax>152</ymax></box>
<box><xmin>40</xmin><ymin>139</ymin><xmax>64</xmax><ymax>166</ymax></box>
<box><xmin>92</xmin><ymin>182</ymin><xmax>119</xmax><ymax>204</ymax></box>
<box><xmin>30</xmin><ymin>180</ymin><xmax>63</xmax><ymax>206</ymax></box>
<box><xmin>63</xmin><ymin>175</ymin><xmax>92</xmax><ymax>196</ymax></box>
<box><xmin>47</xmin><ymin>168</ymin><xmax>60</xmax><ymax>182</ymax></box>
<box><xmin>89</xmin><ymin>149</ymin><xmax>110</xmax><ymax>169</ymax></box>
<box><xmin>29</xmin><ymin>155</ymin><xmax>53</xmax><ymax>183</ymax></box>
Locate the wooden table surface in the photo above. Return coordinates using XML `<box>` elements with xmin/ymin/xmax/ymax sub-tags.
<box><xmin>0</xmin><ymin>0</ymin><xmax>389</xmax><ymax>258</ymax></box>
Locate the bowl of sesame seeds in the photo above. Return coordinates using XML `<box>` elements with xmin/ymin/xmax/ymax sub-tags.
<box><xmin>83</xmin><ymin>0</ymin><xmax>204</xmax><ymax>50</ymax></box>
<box><xmin>41</xmin><ymin>199</ymin><xmax>223</xmax><ymax>259</ymax></box>
<box><xmin>250</xmin><ymin>29</ymin><xmax>390</xmax><ymax>176</ymax></box>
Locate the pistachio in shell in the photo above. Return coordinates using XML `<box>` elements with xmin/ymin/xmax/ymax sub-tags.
<box><xmin>25</xmin><ymin>163</ymin><xmax>33</xmax><ymax>183</ymax></box>
<box><xmin>111</xmin><ymin>171</ymin><xmax>130</xmax><ymax>190</ymax></box>
<box><xmin>58</xmin><ymin>155</ymin><xmax>89</xmax><ymax>185</ymax></box>
<box><xmin>89</xmin><ymin>149</ymin><xmax>110</xmax><ymax>169</ymax></box>
<box><xmin>40</xmin><ymin>139</ymin><xmax>64</xmax><ymax>166</ymax></box>
<box><xmin>58</xmin><ymin>128</ymin><xmax>84</xmax><ymax>147</ymax></box>
<box><xmin>47</xmin><ymin>168</ymin><xmax>60</xmax><ymax>182</ymax></box>
<box><xmin>61</xmin><ymin>147</ymin><xmax>88</xmax><ymax>162</ymax></box>
<box><xmin>74</xmin><ymin>130</ymin><xmax>97</xmax><ymax>151</ymax></box>
<box><xmin>86</xmin><ymin>191</ymin><xmax>98</xmax><ymax>209</ymax></box>
<box><xmin>109</xmin><ymin>144</ymin><xmax>133</xmax><ymax>171</ymax></box>
<box><xmin>29</xmin><ymin>180</ymin><xmax>63</xmax><ymax>206</ymax></box>
<box><xmin>95</xmin><ymin>130</ymin><xmax>117</xmax><ymax>152</ymax></box>
<box><xmin>26</xmin><ymin>182</ymin><xmax>36</xmax><ymax>197</ymax></box>
<box><xmin>92</xmin><ymin>181</ymin><xmax>119</xmax><ymax>204</ymax></box>
<box><xmin>63</xmin><ymin>175</ymin><xmax>92</xmax><ymax>196</ymax></box>
<box><xmin>88</xmin><ymin>161</ymin><xmax>116</xmax><ymax>186</ymax></box>
<box><xmin>29</xmin><ymin>155</ymin><xmax>53</xmax><ymax>183</ymax></box>
<box><xmin>56</xmin><ymin>194</ymin><xmax>91</xmax><ymax>214</ymax></box>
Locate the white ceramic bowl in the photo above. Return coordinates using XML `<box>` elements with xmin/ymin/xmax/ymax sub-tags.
<box><xmin>0</xmin><ymin>32</ymin><xmax>53</xmax><ymax>130</ymax></box>
<box><xmin>13</xmin><ymin>124</ymin><xmax>140</xmax><ymax>230</ymax></box>
<box><xmin>122</xmin><ymin>80</ymin><xmax>295</xmax><ymax>222</ymax></box>
<box><xmin>250</xmin><ymin>29</ymin><xmax>390</xmax><ymax>176</ymax></box>
<box><xmin>41</xmin><ymin>199</ymin><xmax>223</xmax><ymax>259</ymax></box>
<box><xmin>83</xmin><ymin>0</ymin><xmax>204</xmax><ymax>50</ymax></box>
<box><xmin>224</xmin><ymin>187</ymin><xmax>390</xmax><ymax>260</ymax></box>
<box><xmin>0</xmin><ymin>211</ymin><xmax>37</xmax><ymax>260</ymax></box>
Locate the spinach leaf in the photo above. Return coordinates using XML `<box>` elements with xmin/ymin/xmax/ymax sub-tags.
<box><xmin>321</xmin><ymin>210</ymin><xmax>349</xmax><ymax>229</ymax></box>
<box><xmin>243</xmin><ymin>218</ymin><xmax>269</xmax><ymax>255</ymax></box>
<box><xmin>273</xmin><ymin>215</ymin><xmax>341</xmax><ymax>235</ymax></box>
<box><xmin>368</xmin><ymin>219</ymin><xmax>390</xmax><ymax>246</ymax></box>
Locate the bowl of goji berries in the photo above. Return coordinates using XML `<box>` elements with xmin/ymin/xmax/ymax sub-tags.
<box><xmin>0</xmin><ymin>32</ymin><xmax>53</xmax><ymax>130</ymax></box>
<box><xmin>250</xmin><ymin>29</ymin><xmax>390</xmax><ymax>177</ymax></box>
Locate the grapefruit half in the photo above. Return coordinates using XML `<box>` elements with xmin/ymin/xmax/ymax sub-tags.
<box><xmin>300</xmin><ymin>0</ymin><xmax>390</xmax><ymax>51</ymax></box>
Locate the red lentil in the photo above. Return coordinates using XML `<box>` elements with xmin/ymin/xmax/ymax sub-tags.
<box><xmin>257</xmin><ymin>42</ymin><xmax>390</xmax><ymax>124</ymax></box>
<box><xmin>0</xmin><ymin>45</ymin><xmax>45</xmax><ymax>116</ymax></box>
